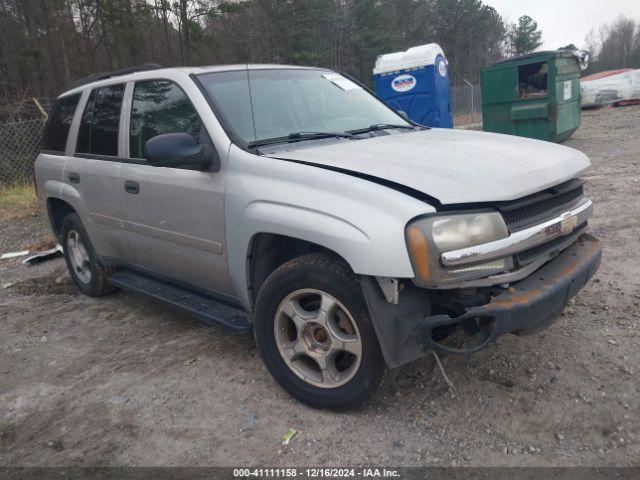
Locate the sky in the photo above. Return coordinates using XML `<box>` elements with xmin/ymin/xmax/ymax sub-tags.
<box><xmin>484</xmin><ymin>0</ymin><xmax>640</xmax><ymax>50</ymax></box>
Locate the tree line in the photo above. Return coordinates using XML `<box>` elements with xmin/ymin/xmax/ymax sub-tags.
<box><xmin>584</xmin><ymin>16</ymin><xmax>640</xmax><ymax>74</ymax></box>
<box><xmin>2</xmin><ymin>0</ymin><xmax>638</xmax><ymax>106</ymax></box>
<box><xmin>2</xmin><ymin>0</ymin><xmax>545</xmax><ymax>101</ymax></box>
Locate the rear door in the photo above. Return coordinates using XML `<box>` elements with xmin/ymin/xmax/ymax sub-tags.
<box><xmin>62</xmin><ymin>83</ymin><xmax>128</xmax><ymax>259</ymax></box>
<box><xmin>118</xmin><ymin>78</ymin><xmax>232</xmax><ymax>294</ymax></box>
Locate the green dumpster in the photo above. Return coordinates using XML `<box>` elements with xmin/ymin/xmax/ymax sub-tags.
<box><xmin>480</xmin><ymin>50</ymin><xmax>582</xmax><ymax>142</ymax></box>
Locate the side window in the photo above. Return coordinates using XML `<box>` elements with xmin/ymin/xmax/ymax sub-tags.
<box><xmin>42</xmin><ymin>93</ymin><xmax>81</xmax><ymax>153</ymax></box>
<box><xmin>129</xmin><ymin>80</ymin><xmax>208</xmax><ymax>159</ymax></box>
<box><xmin>76</xmin><ymin>84</ymin><xmax>125</xmax><ymax>156</ymax></box>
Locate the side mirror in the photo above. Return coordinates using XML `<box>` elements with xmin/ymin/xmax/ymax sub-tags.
<box><xmin>143</xmin><ymin>133</ymin><xmax>220</xmax><ymax>172</ymax></box>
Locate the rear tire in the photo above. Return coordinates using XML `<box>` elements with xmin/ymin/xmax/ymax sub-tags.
<box><xmin>254</xmin><ymin>253</ymin><xmax>384</xmax><ymax>409</ymax></box>
<box><xmin>61</xmin><ymin>213</ymin><xmax>116</xmax><ymax>297</ymax></box>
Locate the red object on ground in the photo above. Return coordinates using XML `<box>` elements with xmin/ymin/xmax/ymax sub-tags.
<box><xmin>614</xmin><ymin>98</ymin><xmax>640</xmax><ymax>107</ymax></box>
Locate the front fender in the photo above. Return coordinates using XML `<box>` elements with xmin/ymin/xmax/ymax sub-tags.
<box><xmin>225</xmin><ymin>146</ymin><xmax>435</xmax><ymax>310</ymax></box>
<box><xmin>244</xmin><ymin>199</ymin><xmax>370</xmax><ymax>248</ymax></box>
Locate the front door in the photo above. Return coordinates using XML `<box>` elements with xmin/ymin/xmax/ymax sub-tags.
<box><xmin>118</xmin><ymin>79</ymin><xmax>232</xmax><ymax>295</ymax></box>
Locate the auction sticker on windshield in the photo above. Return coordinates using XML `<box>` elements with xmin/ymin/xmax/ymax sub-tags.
<box><xmin>322</xmin><ymin>73</ymin><xmax>361</xmax><ymax>91</ymax></box>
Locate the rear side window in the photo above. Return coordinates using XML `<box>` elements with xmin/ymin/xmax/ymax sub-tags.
<box><xmin>129</xmin><ymin>80</ymin><xmax>207</xmax><ymax>159</ymax></box>
<box><xmin>42</xmin><ymin>93</ymin><xmax>81</xmax><ymax>153</ymax></box>
<box><xmin>76</xmin><ymin>84</ymin><xmax>125</xmax><ymax>156</ymax></box>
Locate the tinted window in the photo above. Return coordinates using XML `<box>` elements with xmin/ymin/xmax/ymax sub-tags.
<box><xmin>76</xmin><ymin>84</ymin><xmax>124</xmax><ymax>156</ymax></box>
<box><xmin>130</xmin><ymin>80</ymin><xmax>207</xmax><ymax>159</ymax></box>
<box><xmin>42</xmin><ymin>93</ymin><xmax>81</xmax><ymax>152</ymax></box>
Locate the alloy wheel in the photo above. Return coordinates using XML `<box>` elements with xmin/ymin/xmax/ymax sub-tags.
<box><xmin>274</xmin><ymin>288</ymin><xmax>362</xmax><ymax>388</ymax></box>
<box><xmin>67</xmin><ymin>229</ymin><xmax>92</xmax><ymax>284</ymax></box>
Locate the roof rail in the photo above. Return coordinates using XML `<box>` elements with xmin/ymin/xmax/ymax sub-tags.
<box><xmin>70</xmin><ymin>63</ymin><xmax>163</xmax><ymax>89</ymax></box>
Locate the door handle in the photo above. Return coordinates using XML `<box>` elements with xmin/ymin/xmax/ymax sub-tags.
<box><xmin>124</xmin><ymin>180</ymin><xmax>139</xmax><ymax>194</ymax></box>
<box><xmin>68</xmin><ymin>172</ymin><xmax>80</xmax><ymax>184</ymax></box>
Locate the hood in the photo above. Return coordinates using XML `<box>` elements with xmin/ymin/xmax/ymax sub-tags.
<box><xmin>265</xmin><ymin>128</ymin><xmax>590</xmax><ymax>205</ymax></box>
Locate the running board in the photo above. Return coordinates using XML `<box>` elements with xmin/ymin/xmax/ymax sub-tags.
<box><xmin>107</xmin><ymin>269</ymin><xmax>251</xmax><ymax>333</ymax></box>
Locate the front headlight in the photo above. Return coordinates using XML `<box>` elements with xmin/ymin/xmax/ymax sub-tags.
<box><xmin>406</xmin><ymin>212</ymin><xmax>510</xmax><ymax>287</ymax></box>
<box><xmin>431</xmin><ymin>213</ymin><xmax>508</xmax><ymax>251</ymax></box>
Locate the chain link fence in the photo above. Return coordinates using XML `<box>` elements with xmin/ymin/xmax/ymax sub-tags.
<box><xmin>0</xmin><ymin>98</ymin><xmax>51</xmax><ymax>188</ymax></box>
<box><xmin>451</xmin><ymin>83</ymin><xmax>482</xmax><ymax>127</ymax></box>
<box><xmin>0</xmin><ymin>118</ymin><xmax>45</xmax><ymax>187</ymax></box>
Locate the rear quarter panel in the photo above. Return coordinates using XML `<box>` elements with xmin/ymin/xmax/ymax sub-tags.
<box><xmin>35</xmin><ymin>152</ymin><xmax>66</xmax><ymax>207</ymax></box>
<box><xmin>35</xmin><ymin>152</ymin><xmax>71</xmax><ymax>234</ymax></box>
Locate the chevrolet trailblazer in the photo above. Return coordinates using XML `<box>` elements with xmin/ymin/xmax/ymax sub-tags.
<box><xmin>35</xmin><ymin>64</ymin><xmax>601</xmax><ymax>408</ymax></box>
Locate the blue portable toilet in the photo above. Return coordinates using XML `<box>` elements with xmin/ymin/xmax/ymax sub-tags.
<box><xmin>373</xmin><ymin>44</ymin><xmax>453</xmax><ymax>128</ymax></box>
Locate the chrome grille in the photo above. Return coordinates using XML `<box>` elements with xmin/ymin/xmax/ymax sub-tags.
<box><xmin>499</xmin><ymin>180</ymin><xmax>584</xmax><ymax>232</ymax></box>
<box><xmin>515</xmin><ymin>223</ymin><xmax>587</xmax><ymax>265</ymax></box>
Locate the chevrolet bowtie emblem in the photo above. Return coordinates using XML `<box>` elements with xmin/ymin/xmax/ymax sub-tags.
<box><xmin>560</xmin><ymin>212</ymin><xmax>577</xmax><ymax>235</ymax></box>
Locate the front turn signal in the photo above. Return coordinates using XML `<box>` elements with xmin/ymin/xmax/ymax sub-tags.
<box><xmin>406</xmin><ymin>226</ymin><xmax>430</xmax><ymax>282</ymax></box>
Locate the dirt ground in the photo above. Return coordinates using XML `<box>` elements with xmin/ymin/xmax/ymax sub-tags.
<box><xmin>1</xmin><ymin>106</ymin><xmax>638</xmax><ymax>468</ymax></box>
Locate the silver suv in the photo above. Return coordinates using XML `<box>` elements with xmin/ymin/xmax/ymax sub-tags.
<box><xmin>35</xmin><ymin>64</ymin><xmax>602</xmax><ymax>408</ymax></box>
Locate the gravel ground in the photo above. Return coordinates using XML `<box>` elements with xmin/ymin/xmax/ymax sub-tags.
<box><xmin>0</xmin><ymin>214</ymin><xmax>50</xmax><ymax>254</ymax></box>
<box><xmin>0</xmin><ymin>106</ymin><xmax>638</xmax><ymax>467</ymax></box>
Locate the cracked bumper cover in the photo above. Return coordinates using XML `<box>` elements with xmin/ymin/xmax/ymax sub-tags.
<box><xmin>418</xmin><ymin>233</ymin><xmax>602</xmax><ymax>356</ymax></box>
<box><xmin>362</xmin><ymin>233</ymin><xmax>602</xmax><ymax>367</ymax></box>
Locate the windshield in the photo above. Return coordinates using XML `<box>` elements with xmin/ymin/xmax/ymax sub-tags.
<box><xmin>196</xmin><ymin>68</ymin><xmax>411</xmax><ymax>145</ymax></box>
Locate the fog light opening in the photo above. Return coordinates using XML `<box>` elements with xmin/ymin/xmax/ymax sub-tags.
<box><xmin>463</xmin><ymin>316</ymin><xmax>495</xmax><ymax>345</ymax></box>
<box><xmin>429</xmin><ymin>316</ymin><xmax>495</xmax><ymax>353</ymax></box>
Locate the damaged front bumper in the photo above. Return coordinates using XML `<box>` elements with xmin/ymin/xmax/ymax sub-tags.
<box><xmin>418</xmin><ymin>233</ymin><xmax>602</xmax><ymax>356</ymax></box>
<box><xmin>362</xmin><ymin>233</ymin><xmax>602</xmax><ymax>368</ymax></box>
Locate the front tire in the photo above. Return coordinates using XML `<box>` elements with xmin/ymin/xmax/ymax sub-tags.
<box><xmin>61</xmin><ymin>213</ymin><xmax>115</xmax><ymax>297</ymax></box>
<box><xmin>254</xmin><ymin>254</ymin><xmax>384</xmax><ymax>409</ymax></box>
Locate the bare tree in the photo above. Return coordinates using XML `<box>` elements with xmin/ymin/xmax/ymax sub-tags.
<box><xmin>586</xmin><ymin>16</ymin><xmax>640</xmax><ymax>74</ymax></box>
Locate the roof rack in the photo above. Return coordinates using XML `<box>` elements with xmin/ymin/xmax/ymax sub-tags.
<box><xmin>70</xmin><ymin>63</ymin><xmax>163</xmax><ymax>89</ymax></box>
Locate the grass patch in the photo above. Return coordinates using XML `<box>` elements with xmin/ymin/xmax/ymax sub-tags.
<box><xmin>0</xmin><ymin>183</ymin><xmax>39</xmax><ymax>222</ymax></box>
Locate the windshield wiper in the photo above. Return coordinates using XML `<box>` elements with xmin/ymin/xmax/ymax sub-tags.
<box><xmin>349</xmin><ymin>123</ymin><xmax>417</xmax><ymax>135</ymax></box>
<box><xmin>247</xmin><ymin>131</ymin><xmax>354</xmax><ymax>149</ymax></box>
<box><xmin>288</xmin><ymin>131</ymin><xmax>354</xmax><ymax>140</ymax></box>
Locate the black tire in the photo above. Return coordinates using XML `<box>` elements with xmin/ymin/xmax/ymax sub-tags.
<box><xmin>61</xmin><ymin>213</ymin><xmax>116</xmax><ymax>297</ymax></box>
<box><xmin>254</xmin><ymin>253</ymin><xmax>384</xmax><ymax>409</ymax></box>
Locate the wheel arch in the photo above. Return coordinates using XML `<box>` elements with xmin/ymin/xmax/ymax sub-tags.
<box><xmin>246</xmin><ymin>232</ymin><xmax>351</xmax><ymax>307</ymax></box>
<box><xmin>46</xmin><ymin>197</ymin><xmax>77</xmax><ymax>239</ymax></box>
